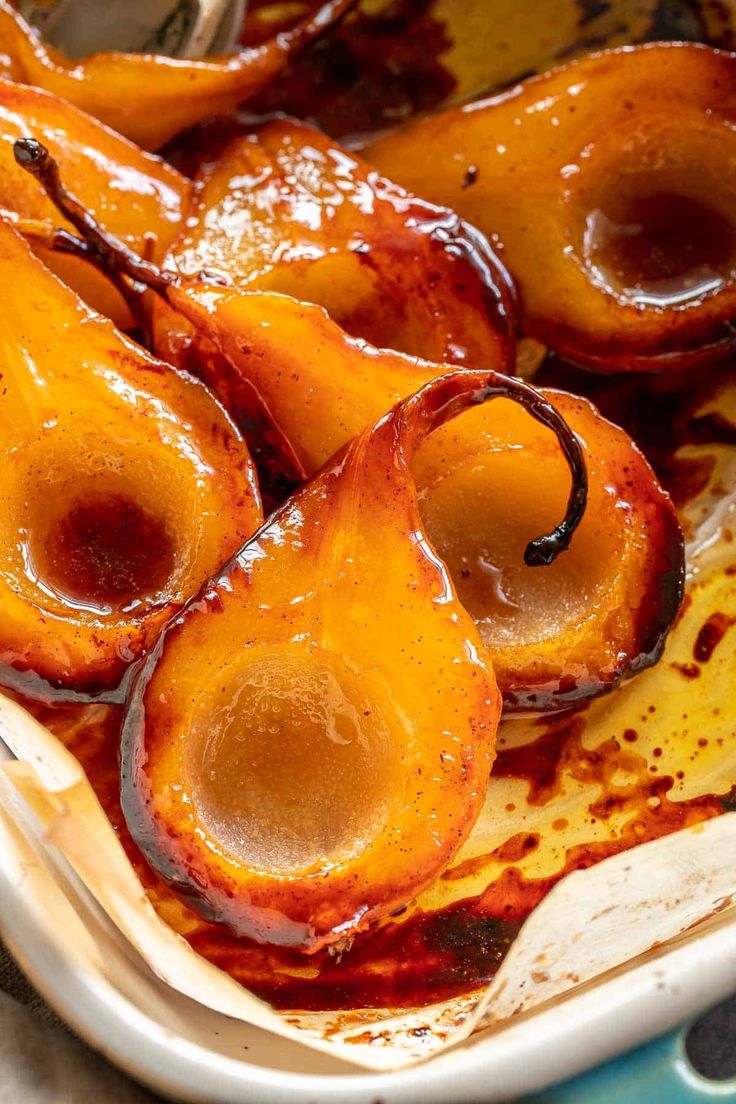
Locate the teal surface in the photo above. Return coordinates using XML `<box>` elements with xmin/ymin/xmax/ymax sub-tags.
<box><xmin>525</xmin><ymin>1024</ymin><xmax>736</xmax><ymax>1103</ymax></box>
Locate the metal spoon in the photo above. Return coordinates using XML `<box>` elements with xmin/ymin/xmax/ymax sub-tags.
<box><xmin>17</xmin><ymin>0</ymin><xmax>247</xmax><ymax>58</ymax></box>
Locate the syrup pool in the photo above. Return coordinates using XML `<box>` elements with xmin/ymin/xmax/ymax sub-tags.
<box><xmin>584</xmin><ymin>190</ymin><xmax>736</xmax><ymax>308</ymax></box>
<box><xmin>35</xmin><ymin>494</ymin><xmax>176</xmax><ymax>613</ymax></box>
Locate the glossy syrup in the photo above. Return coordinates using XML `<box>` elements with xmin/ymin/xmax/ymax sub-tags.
<box><xmin>38</xmin><ymin>495</ymin><xmax>176</xmax><ymax>611</ymax></box>
<box><xmin>585</xmin><ymin>192</ymin><xmax>736</xmax><ymax>307</ymax></box>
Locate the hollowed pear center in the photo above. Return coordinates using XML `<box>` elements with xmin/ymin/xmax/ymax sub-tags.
<box><xmin>417</xmin><ymin>444</ymin><xmax>617</xmax><ymax>648</ymax></box>
<box><xmin>584</xmin><ymin>188</ymin><xmax>736</xmax><ymax>307</ymax></box>
<box><xmin>11</xmin><ymin>432</ymin><xmax>207</xmax><ymax>618</ymax></box>
<box><xmin>188</xmin><ymin>651</ymin><xmax>396</xmax><ymax>876</ymax></box>
<box><xmin>568</xmin><ymin>121</ymin><xmax>736</xmax><ymax>310</ymax></box>
<box><xmin>37</xmin><ymin>494</ymin><xmax>176</xmax><ymax>612</ymax></box>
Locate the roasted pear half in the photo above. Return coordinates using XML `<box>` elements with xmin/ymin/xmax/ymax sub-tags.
<box><xmin>0</xmin><ymin>217</ymin><xmax>261</xmax><ymax>700</ymax></box>
<box><xmin>121</xmin><ymin>368</ymin><xmax>587</xmax><ymax>952</ymax></box>
<box><xmin>0</xmin><ymin>78</ymin><xmax>189</xmax><ymax>325</ymax></box>
<box><xmin>161</xmin><ymin>289</ymin><xmax>683</xmax><ymax>711</ymax></box>
<box><xmin>367</xmin><ymin>43</ymin><xmax>736</xmax><ymax>372</ymax></box>
<box><xmin>0</xmin><ymin>0</ymin><xmax>356</xmax><ymax>150</ymax></box>
<box><xmin>161</xmin><ymin>116</ymin><xmax>513</xmax><ymax>368</ymax></box>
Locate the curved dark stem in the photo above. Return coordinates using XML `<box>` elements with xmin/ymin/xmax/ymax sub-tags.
<box><xmin>473</xmin><ymin>375</ymin><xmax>587</xmax><ymax>566</ymax></box>
<box><xmin>416</xmin><ymin>370</ymin><xmax>588</xmax><ymax>567</ymax></box>
<box><xmin>520</xmin><ymin>401</ymin><xmax>585</xmax><ymax>566</ymax></box>
<box><xmin>14</xmin><ymin>137</ymin><xmax>178</xmax><ymax>339</ymax></box>
<box><xmin>14</xmin><ymin>138</ymin><xmax>175</xmax><ymax>295</ymax></box>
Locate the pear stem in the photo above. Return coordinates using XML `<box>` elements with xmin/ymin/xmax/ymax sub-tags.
<box><xmin>15</xmin><ymin>138</ymin><xmax>587</xmax><ymax>567</ymax></box>
<box><xmin>399</xmin><ymin>368</ymin><xmax>587</xmax><ymax>567</ymax></box>
<box><xmin>477</xmin><ymin>377</ymin><xmax>587</xmax><ymax>567</ymax></box>
<box><xmin>14</xmin><ymin>138</ymin><xmax>175</xmax><ymax>295</ymax></box>
<box><xmin>52</xmin><ymin>225</ymin><xmax>157</xmax><ymax>330</ymax></box>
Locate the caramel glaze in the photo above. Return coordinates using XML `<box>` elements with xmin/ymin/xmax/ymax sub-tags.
<box><xmin>42</xmin><ymin>496</ymin><xmax>177</xmax><ymax>613</ymax></box>
<box><xmin>9</xmin><ymin>231</ymin><xmax>736</xmax><ymax>1011</ymax></box>
<box><xmin>18</xmin><ymin>690</ymin><xmax>730</xmax><ymax>1012</ymax></box>
<box><xmin>2</xmin><ymin>0</ymin><xmax>733</xmax><ymax>1019</ymax></box>
<box><xmin>239</xmin><ymin>0</ymin><xmax>456</xmax><ymax>143</ymax></box>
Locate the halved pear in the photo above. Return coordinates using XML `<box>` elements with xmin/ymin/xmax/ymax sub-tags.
<box><xmin>367</xmin><ymin>44</ymin><xmax>736</xmax><ymax>372</ymax></box>
<box><xmin>0</xmin><ymin>218</ymin><xmax>261</xmax><ymax>699</ymax></box>
<box><xmin>160</xmin><ymin>116</ymin><xmax>513</xmax><ymax>369</ymax></box>
<box><xmin>121</xmin><ymin>371</ymin><xmax>521</xmax><ymax>952</ymax></box>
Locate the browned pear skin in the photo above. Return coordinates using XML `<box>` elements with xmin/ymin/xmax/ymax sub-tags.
<box><xmin>159</xmin><ymin>287</ymin><xmax>684</xmax><ymax>711</ymax></box>
<box><xmin>122</xmin><ymin>371</ymin><xmax>503</xmax><ymax>953</ymax></box>
<box><xmin>0</xmin><ymin>0</ymin><xmax>356</xmax><ymax>150</ymax></box>
<box><xmin>0</xmin><ymin>219</ymin><xmax>261</xmax><ymax>701</ymax></box>
<box><xmin>161</xmin><ymin>116</ymin><xmax>513</xmax><ymax>368</ymax></box>
<box><xmin>0</xmin><ymin>78</ymin><xmax>190</xmax><ymax>324</ymax></box>
<box><xmin>366</xmin><ymin>43</ymin><xmax>736</xmax><ymax>372</ymax></box>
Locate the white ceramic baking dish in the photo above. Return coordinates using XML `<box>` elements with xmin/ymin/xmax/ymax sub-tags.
<box><xmin>2</xmin><ymin>734</ymin><xmax>735</xmax><ymax>1104</ymax></box>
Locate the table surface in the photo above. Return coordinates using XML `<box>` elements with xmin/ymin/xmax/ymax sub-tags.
<box><xmin>2</xmin><ymin>939</ymin><xmax>735</xmax><ymax>1104</ymax></box>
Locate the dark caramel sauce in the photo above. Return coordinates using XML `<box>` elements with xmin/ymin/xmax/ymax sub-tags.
<box><xmin>21</xmin><ymin>693</ymin><xmax>730</xmax><ymax>1011</ymax></box>
<box><xmin>38</xmin><ymin>495</ymin><xmax>175</xmax><ymax>612</ymax></box>
<box><xmin>672</xmin><ymin>661</ymin><xmax>702</xmax><ymax>680</ymax></box>
<box><xmin>240</xmin><ymin>0</ymin><xmax>456</xmax><ymax>143</ymax></box>
<box><xmin>233</xmin><ymin>0</ymin><xmax>717</xmax><ymax>148</ymax></box>
<box><xmin>536</xmin><ymin>354</ymin><xmax>736</xmax><ymax>510</ymax></box>
<box><xmin>693</xmin><ymin>611</ymin><xmax>736</xmax><ymax>663</ymax></box>
<box><xmin>442</xmin><ymin>831</ymin><xmax>540</xmax><ymax>882</ymax></box>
